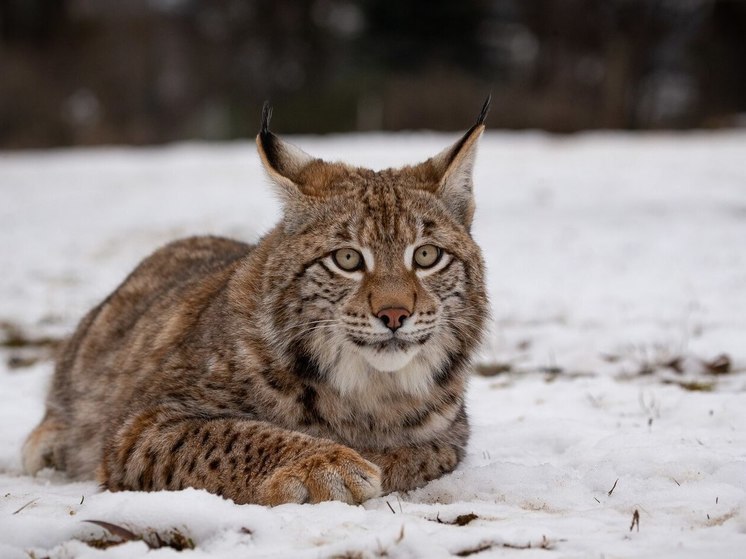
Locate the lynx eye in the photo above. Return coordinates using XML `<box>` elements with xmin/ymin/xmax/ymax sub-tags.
<box><xmin>332</xmin><ymin>248</ymin><xmax>364</xmax><ymax>271</ymax></box>
<box><xmin>413</xmin><ymin>244</ymin><xmax>442</xmax><ymax>269</ymax></box>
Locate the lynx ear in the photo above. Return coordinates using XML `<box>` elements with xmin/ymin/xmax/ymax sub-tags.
<box><xmin>424</xmin><ymin>95</ymin><xmax>490</xmax><ymax>229</ymax></box>
<box><xmin>256</xmin><ymin>102</ymin><xmax>315</xmax><ymax>202</ymax></box>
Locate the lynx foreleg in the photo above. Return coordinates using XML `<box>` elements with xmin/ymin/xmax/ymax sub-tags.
<box><xmin>361</xmin><ymin>412</ymin><xmax>469</xmax><ymax>492</ymax></box>
<box><xmin>99</xmin><ymin>406</ymin><xmax>381</xmax><ymax>505</ymax></box>
<box><xmin>362</xmin><ymin>440</ymin><xmax>463</xmax><ymax>493</ymax></box>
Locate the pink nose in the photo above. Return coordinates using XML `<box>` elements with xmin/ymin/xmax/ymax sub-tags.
<box><xmin>376</xmin><ymin>307</ymin><xmax>411</xmax><ymax>331</ymax></box>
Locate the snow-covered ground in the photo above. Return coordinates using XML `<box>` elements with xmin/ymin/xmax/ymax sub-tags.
<box><xmin>1</xmin><ymin>132</ymin><xmax>745</xmax><ymax>558</ymax></box>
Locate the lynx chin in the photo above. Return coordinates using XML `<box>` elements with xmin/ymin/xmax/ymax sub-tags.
<box><xmin>23</xmin><ymin>99</ymin><xmax>490</xmax><ymax>506</ymax></box>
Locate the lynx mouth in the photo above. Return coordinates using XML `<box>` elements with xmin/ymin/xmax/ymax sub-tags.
<box><xmin>347</xmin><ymin>335</ymin><xmax>411</xmax><ymax>352</ymax></box>
<box><xmin>371</xmin><ymin>339</ymin><xmax>411</xmax><ymax>352</ymax></box>
<box><xmin>347</xmin><ymin>335</ymin><xmax>422</xmax><ymax>372</ymax></box>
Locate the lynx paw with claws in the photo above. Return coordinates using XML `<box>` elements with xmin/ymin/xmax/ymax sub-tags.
<box><xmin>259</xmin><ymin>445</ymin><xmax>382</xmax><ymax>505</ymax></box>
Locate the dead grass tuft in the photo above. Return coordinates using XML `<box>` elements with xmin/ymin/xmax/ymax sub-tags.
<box><xmin>0</xmin><ymin>320</ymin><xmax>64</xmax><ymax>370</ymax></box>
<box><xmin>704</xmin><ymin>354</ymin><xmax>731</xmax><ymax>375</ymax></box>
<box><xmin>456</xmin><ymin>535</ymin><xmax>557</xmax><ymax>556</ymax></box>
<box><xmin>664</xmin><ymin>380</ymin><xmax>714</xmax><ymax>392</ymax></box>
<box><xmin>474</xmin><ymin>363</ymin><xmax>513</xmax><ymax>377</ymax></box>
<box><xmin>435</xmin><ymin>512</ymin><xmax>479</xmax><ymax>526</ymax></box>
<box><xmin>82</xmin><ymin>520</ymin><xmax>195</xmax><ymax>551</ymax></box>
<box><xmin>613</xmin><ymin>345</ymin><xmax>740</xmax><ymax>391</ymax></box>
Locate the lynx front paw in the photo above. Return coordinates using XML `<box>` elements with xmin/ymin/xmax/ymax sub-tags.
<box><xmin>259</xmin><ymin>444</ymin><xmax>382</xmax><ymax>506</ymax></box>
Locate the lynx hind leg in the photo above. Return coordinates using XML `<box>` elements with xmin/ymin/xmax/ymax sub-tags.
<box><xmin>22</xmin><ymin>415</ymin><xmax>66</xmax><ymax>475</ymax></box>
<box><xmin>258</xmin><ymin>444</ymin><xmax>382</xmax><ymax>506</ymax></box>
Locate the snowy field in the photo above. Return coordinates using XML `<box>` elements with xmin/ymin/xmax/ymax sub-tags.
<box><xmin>1</xmin><ymin>131</ymin><xmax>745</xmax><ymax>558</ymax></box>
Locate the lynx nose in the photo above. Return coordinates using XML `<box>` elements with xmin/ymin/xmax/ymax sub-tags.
<box><xmin>376</xmin><ymin>307</ymin><xmax>411</xmax><ymax>332</ymax></box>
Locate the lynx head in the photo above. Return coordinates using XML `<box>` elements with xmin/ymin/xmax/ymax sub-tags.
<box><xmin>256</xmin><ymin>100</ymin><xmax>489</xmax><ymax>397</ymax></box>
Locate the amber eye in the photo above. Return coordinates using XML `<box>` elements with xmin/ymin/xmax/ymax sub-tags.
<box><xmin>413</xmin><ymin>244</ymin><xmax>442</xmax><ymax>269</ymax></box>
<box><xmin>332</xmin><ymin>248</ymin><xmax>364</xmax><ymax>271</ymax></box>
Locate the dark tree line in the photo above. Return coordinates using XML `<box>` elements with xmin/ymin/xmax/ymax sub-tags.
<box><xmin>1</xmin><ymin>0</ymin><xmax>744</xmax><ymax>148</ymax></box>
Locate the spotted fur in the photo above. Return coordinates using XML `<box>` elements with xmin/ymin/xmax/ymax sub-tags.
<box><xmin>22</xmin><ymin>100</ymin><xmax>489</xmax><ymax>505</ymax></box>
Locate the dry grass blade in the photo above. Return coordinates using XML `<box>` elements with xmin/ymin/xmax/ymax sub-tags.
<box><xmin>504</xmin><ymin>535</ymin><xmax>556</xmax><ymax>550</ymax></box>
<box><xmin>456</xmin><ymin>535</ymin><xmax>556</xmax><ymax>556</ymax></box>
<box><xmin>455</xmin><ymin>542</ymin><xmax>494</xmax><ymax>556</ymax></box>
<box><xmin>84</xmin><ymin>520</ymin><xmax>140</xmax><ymax>543</ymax></box>
<box><xmin>664</xmin><ymin>379</ymin><xmax>715</xmax><ymax>392</ymax></box>
<box><xmin>12</xmin><ymin>498</ymin><xmax>38</xmax><ymax>514</ymax></box>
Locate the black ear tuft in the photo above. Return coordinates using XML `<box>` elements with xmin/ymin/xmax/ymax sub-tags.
<box><xmin>260</xmin><ymin>101</ymin><xmax>273</xmax><ymax>136</ymax></box>
<box><xmin>256</xmin><ymin>102</ymin><xmax>315</xmax><ymax>194</ymax></box>
<box><xmin>441</xmin><ymin>95</ymin><xmax>491</xmax><ymax>168</ymax></box>
<box><xmin>476</xmin><ymin>94</ymin><xmax>491</xmax><ymax>126</ymax></box>
<box><xmin>259</xmin><ymin>101</ymin><xmax>281</xmax><ymax>169</ymax></box>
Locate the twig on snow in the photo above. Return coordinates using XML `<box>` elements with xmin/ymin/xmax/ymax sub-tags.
<box><xmin>630</xmin><ymin>509</ymin><xmax>640</xmax><ymax>532</ymax></box>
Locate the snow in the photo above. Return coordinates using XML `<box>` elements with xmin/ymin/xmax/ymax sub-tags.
<box><xmin>1</xmin><ymin>131</ymin><xmax>746</xmax><ymax>558</ymax></box>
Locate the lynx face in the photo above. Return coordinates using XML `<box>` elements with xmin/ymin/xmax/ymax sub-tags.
<box><xmin>292</xmin><ymin>188</ymin><xmax>481</xmax><ymax>396</ymax></box>
<box><xmin>257</xmin><ymin>109</ymin><xmax>488</xmax><ymax>396</ymax></box>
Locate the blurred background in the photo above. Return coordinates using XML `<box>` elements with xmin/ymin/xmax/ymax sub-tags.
<box><xmin>1</xmin><ymin>0</ymin><xmax>745</xmax><ymax>148</ymax></box>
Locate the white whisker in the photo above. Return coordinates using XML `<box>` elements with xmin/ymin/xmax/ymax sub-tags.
<box><xmin>277</xmin><ymin>318</ymin><xmax>339</xmax><ymax>338</ymax></box>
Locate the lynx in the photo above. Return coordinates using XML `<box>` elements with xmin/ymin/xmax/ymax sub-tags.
<box><xmin>22</xmin><ymin>100</ymin><xmax>489</xmax><ymax>505</ymax></box>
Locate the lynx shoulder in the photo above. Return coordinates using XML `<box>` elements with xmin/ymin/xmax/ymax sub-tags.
<box><xmin>23</xmin><ymin>99</ymin><xmax>490</xmax><ymax>505</ymax></box>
